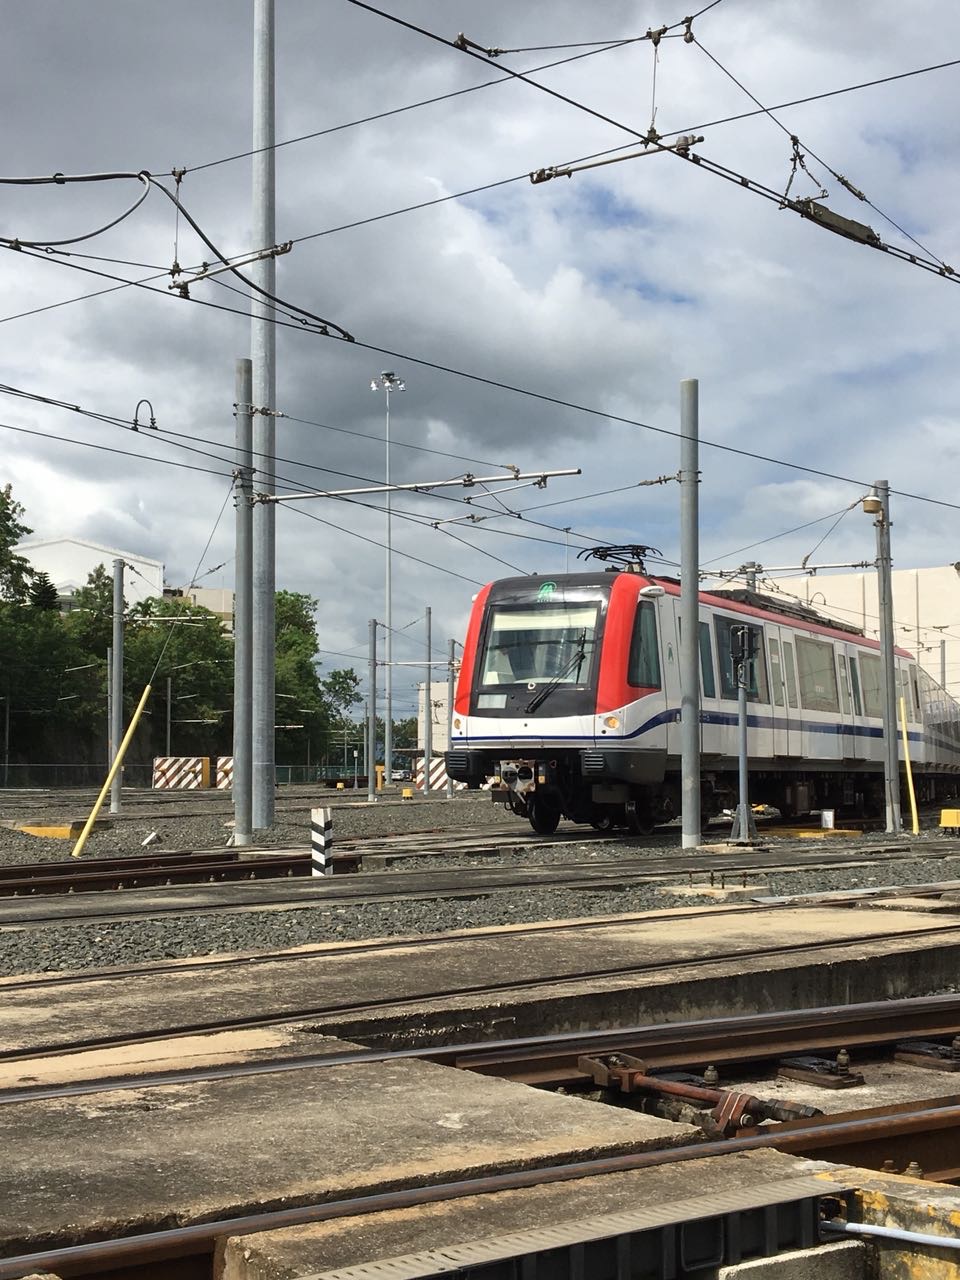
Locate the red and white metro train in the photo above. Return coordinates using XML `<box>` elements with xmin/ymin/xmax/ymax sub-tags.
<box><xmin>445</xmin><ymin>561</ymin><xmax>960</xmax><ymax>834</ymax></box>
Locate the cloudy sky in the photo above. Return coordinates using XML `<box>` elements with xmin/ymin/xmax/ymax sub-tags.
<box><xmin>2</xmin><ymin>1</ymin><xmax>958</xmax><ymax>714</ymax></box>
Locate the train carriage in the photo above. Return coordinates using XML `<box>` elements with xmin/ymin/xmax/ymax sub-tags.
<box><xmin>445</xmin><ymin>560</ymin><xmax>960</xmax><ymax>834</ymax></box>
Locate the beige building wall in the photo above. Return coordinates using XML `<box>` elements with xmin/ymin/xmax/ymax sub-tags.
<box><xmin>762</xmin><ymin>565</ymin><xmax>960</xmax><ymax>697</ymax></box>
<box><xmin>418</xmin><ymin>682</ymin><xmax>451</xmax><ymax>754</ymax></box>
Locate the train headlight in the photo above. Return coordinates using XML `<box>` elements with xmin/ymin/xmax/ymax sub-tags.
<box><xmin>603</xmin><ymin>715</ymin><xmax>621</xmax><ymax>729</ymax></box>
<box><xmin>453</xmin><ymin>717</ymin><xmax>462</xmax><ymax>729</ymax></box>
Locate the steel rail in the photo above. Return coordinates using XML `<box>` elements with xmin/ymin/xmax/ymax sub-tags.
<box><xmin>0</xmin><ymin>853</ymin><xmax>309</xmax><ymax>895</ymax></box>
<box><xmin>0</xmin><ymin>1097</ymin><xmax>955</xmax><ymax>1279</ymax></box>
<box><xmin>4</xmin><ymin>924</ymin><xmax>960</xmax><ymax>1064</ymax></box>
<box><xmin>3</xmin><ymin>992</ymin><xmax>960</xmax><ymax>1106</ymax></box>
<box><xmin>2</xmin><ymin>842</ymin><xmax>956</xmax><ymax>928</ymax></box>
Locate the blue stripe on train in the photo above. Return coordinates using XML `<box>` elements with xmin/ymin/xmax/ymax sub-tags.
<box><xmin>454</xmin><ymin>708</ymin><xmax>960</xmax><ymax>758</ymax></box>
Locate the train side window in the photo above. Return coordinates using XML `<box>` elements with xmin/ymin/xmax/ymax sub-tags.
<box><xmin>768</xmin><ymin>638</ymin><xmax>784</xmax><ymax>707</ymax></box>
<box><xmin>781</xmin><ymin>641</ymin><xmax>799</xmax><ymax>708</ymax></box>
<box><xmin>796</xmin><ymin>636</ymin><xmax>840</xmax><ymax>713</ymax></box>
<box><xmin>848</xmin><ymin>651</ymin><xmax>863</xmax><ymax>715</ymax></box>
<box><xmin>699</xmin><ymin>621</ymin><xmax>716</xmax><ymax>699</ymax></box>
<box><xmin>859</xmin><ymin>653</ymin><xmax>883</xmax><ymax>716</ymax></box>
<box><xmin>837</xmin><ymin>655</ymin><xmax>852</xmax><ymax>714</ymax></box>
<box><xmin>714</xmin><ymin>616</ymin><xmax>769</xmax><ymax>702</ymax></box>
<box><xmin>628</xmin><ymin>601</ymin><xmax>661</xmax><ymax>689</ymax></box>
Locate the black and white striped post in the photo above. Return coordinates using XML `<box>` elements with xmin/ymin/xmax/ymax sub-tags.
<box><xmin>310</xmin><ymin>806</ymin><xmax>333</xmax><ymax>876</ymax></box>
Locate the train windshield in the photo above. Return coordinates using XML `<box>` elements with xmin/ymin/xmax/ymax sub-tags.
<box><xmin>480</xmin><ymin>604</ymin><xmax>599</xmax><ymax>686</ymax></box>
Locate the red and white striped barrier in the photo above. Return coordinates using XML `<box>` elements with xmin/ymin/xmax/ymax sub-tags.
<box><xmin>215</xmin><ymin>757</ymin><xmax>234</xmax><ymax>790</ymax></box>
<box><xmin>415</xmin><ymin>757</ymin><xmax>468</xmax><ymax>792</ymax></box>
<box><xmin>152</xmin><ymin>756</ymin><xmax>211</xmax><ymax>790</ymax></box>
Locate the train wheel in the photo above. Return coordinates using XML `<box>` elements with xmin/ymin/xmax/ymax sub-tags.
<box><xmin>624</xmin><ymin>799</ymin><xmax>655</xmax><ymax>837</ymax></box>
<box><xmin>591</xmin><ymin>812</ymin><xmax>615</xmax><ymax>832</ymax></box>
<box><xmin>528</xmin><ymin>796</ymin><xmax>561</xmax><ymax>835</ymax></box>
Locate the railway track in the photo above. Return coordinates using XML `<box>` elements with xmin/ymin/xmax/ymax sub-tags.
<box><xmin>2</xmin><ymin>826</ymin><xmax>956</xmax><ymax>895</ymax></box>
<box><xmin>4</xmin><ymin>992</ymin><xmax>959</xmax><ymax>1101</ymax></box>
<box><xmin>6</xmin><ymin>912</ymin><xmax>960</xmax><ymax>1061</ymax></box>
<box><xmin>2</xmin><ymin>995</ymin><xmax>958</xmax><ymax>1279</ymax></box>
<box><xmin>2</xmin><ymin>844</ymin><xmax>959</xmax><ymax>936</ymax></box>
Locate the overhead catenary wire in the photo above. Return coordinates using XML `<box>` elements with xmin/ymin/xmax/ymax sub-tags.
<box><xmin>177</xmin><ymin>39</ymin><xmax>651</xmax><ymax>176</ymax></box>
<box><xmin>690</xmin><ymin>36</ymin><xmax>950</xmax><ymax>271</ymax></box>
<box><xmin>347</xmin><ymin>2</ymin><xmax>954</xmax><ymax>279</ymax></box>
<box><xmin>3</xmin><ymin>55</ymin><xmax>957</xmax><ymax>332</ymax></box>
<box><xmin>0</xmin><ymin>381</ymin><xmax>626</xmax><ymax>572</ymax></box>
<box><xmin>147</xmin><ymin>481</ymin><xmax>236</xmax><ymax>682</ymax></box>
<box><xmin>702</xmin><ymin>506</ymin><xmax>861</xmax><ymax>566</ymax></box>
<box><xmin>0</xmin><ymin>170</ymin><xmax>353</xmax><ymax>341</ymax></box>
<box><xmin>9</xmin><ymin>244</ymin><xmax>960</xmax><ymax>524</ymax></box>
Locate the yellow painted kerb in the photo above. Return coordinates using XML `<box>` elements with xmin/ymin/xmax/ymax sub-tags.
<box><xmin>18</xmin><ymin>822</ymin><xmax>84</xmax><ymax>839</ymax></box>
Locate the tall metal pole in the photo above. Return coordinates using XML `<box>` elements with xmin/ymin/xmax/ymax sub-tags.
<box><xmin>383</xmin><ymin>385</ymin><xmax>393</xmax><ymax>787</ymax></box>
<box><xmin>873</xmin><ymin>480</ymin><xmax>902</xmax><ymax>834</ymax></box>
<box><xmin>234</xmin><ymin>358</ymin><xmax>254</xmax><ymax>846</ymax></box>
<box><xmin>165</xmin><ymin>676</ymin><xmax>172</xmax><ymax>758</ymax></box>
<box><xmin>730</xmin><ymin>628</ymin><xmax>757</xmax><ymax>844</ymax></box>
<box><xmin>3</xmin><ymin>694</ymin><xmax>9</xmax><ymax>787</ymax></box>
<box><xmin>110</xmin><ymin>558</ymin><xmax>124</xmax><ymax>815</ymax></box>
<box><xmin>942</xmin><ymin>638</ymin><xmax>947</xmax><ymax>690</ymax></box>
<box><xmin>446</xmin><ymin>638</ymin><xmax>456</xmax><ymax>801</ymax></box>
<box><xmin>370</xmin><ymin>371</ymin><xmax>405</xmax><ymax>786</ymax></box>
<box><xmin>367</xmin><ymin>618</ymin><xmax>377</xmax><ymax>804</ymax></box>
<box><xmin>106</xmin><ymin>646</ymin><xmax>113</xmax><ymax>768</ymax></box>
<box><xmin>251</xmin><ymin>0</ymin><xmax>277</xmax><ymax>830</ymax></box>
<box><xmin>679</xmin><ymin>379</ymin><xmax>701</xmax><ymax>848</ymax></box>
<box><xmin>423</xmin><ymin>606</ymin><xmax>432</xmax><ymax>795</ymax></box>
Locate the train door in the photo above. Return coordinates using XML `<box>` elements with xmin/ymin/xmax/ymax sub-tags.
<box><xmin>838</xmin><ymin>646</ymin><xmax>864</xmax><ymax>760</ymax></box>
<box><xmin>675</xmin><ymin>607</ymin><xmax>718</xmax><ymax>754</ymax></box>
<box><xmin>768</xmin><ymin>628</ymin><xmax>796</xmax><ymax>756</ymax></box>
<box><xmin>661</xmin><ymin>594</ymin><xmax>681</xmax><ymax>757</ymax></box>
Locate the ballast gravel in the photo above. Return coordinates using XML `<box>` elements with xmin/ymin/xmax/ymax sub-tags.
<box><xmin>2</xmin><ymin>853</ymin><xmax>959</xmax><ymax>978</ymax></box>
<box><xmin>0</xmin><ymin>788</ymin><xmax>517</xmax><ymax>864</ymax></box>
<box><xmin>4</xmin><ymin>786</ymin><xmax>960</xmax><ymax>977</ymax></box>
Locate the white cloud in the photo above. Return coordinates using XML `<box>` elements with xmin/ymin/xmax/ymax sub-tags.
<box><xmin>1</xmin><ymin>0</ymin><xmax>958</xmax><ymax>670</ymax></box>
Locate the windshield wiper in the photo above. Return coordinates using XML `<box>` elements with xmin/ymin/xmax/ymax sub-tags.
<box><xmin>524</xmin><ymin>630</ymin><xmax>588</xmax><ymax>714</ymax></box>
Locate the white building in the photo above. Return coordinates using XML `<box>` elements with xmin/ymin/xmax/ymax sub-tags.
<box><xmin>417</xmin><ymin>681</ymin><xmax>453</xmax><ymax>754</ymax></box>
<box><xmin>14</xmin><ymin>538</ymin><xmax>164</xmax><ymax>608</ymax></box>
<box><xmin>165</xmin><ymin>585</ymin><xmax>234</xmax><ymax>632</ymax></box>
<box><xmin>761</xmin><ymin>564</ymin><xmax>960</xmax><ymax>698</ymax></box>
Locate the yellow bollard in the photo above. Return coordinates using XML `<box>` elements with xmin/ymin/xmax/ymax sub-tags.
<box><xmin>402</xmin><ymin>787</ymin><xmax>414</xmax><ymax>800</ymax></box>
<box><xmin>336</xmin><ymin>781</ymin><xmax>345</xmax><ymax>791</ymax></box>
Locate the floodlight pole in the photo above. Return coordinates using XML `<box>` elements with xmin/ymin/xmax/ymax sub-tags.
<box><xmin>679</xmin><ymin>379</ymin><xmax>701</xmax><ymax>848</ymax></box>
<box><xmin>367</xmin><ymin>618</ymin><xmax>377</xmax><ymax>804</ymax></box>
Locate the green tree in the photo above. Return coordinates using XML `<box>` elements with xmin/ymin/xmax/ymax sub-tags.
<box><xmin>28</xmin><ymin>571</ymin><xmax>59</xmax><ymax>610</ymax></box>
<box><xmin>321</xmin><ymin>668</ymin><xmax>362</xmax><ymax>719</ymax></box>
<box><xmin>0</xmin><ymin>483</ymin><xmax>33</xmax><ymax>602</ymax></box>
<box><xmin>124</xmin><ymin>597</ymin><xmax>235</xmax><ymax>761</ymax></box>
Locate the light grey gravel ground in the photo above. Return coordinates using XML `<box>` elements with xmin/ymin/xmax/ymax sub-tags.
<box><xmin>3</xmin><ymin>787</ymin><xmax>960</xmax><ymax>978</ymax></box>
<box><xmin>0</xmin><ymin>788</ymin><xmax>518</xmax><ymax>863</ymax></box>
